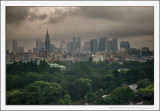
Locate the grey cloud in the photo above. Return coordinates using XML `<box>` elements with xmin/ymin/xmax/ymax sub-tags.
<box><xmin>78</xmin><ymin>7</ymin><xmax>153</xmax><ymax>23</ymax></box>
<box><xmin>48</xmin><ymin>8</ymin><xmax>78</xmax><ymax>24</ymax></box>
<box><xmin>76</xmin><ymin>7</ymin><xmax>154</xmax><ymax>38</ymax></box>
<box><xmin>6</xmin><ymin>7</ymin><xmax>29</xmax><ymax>24</ymax></box>
<box><xmin>29</xmin><ymin>13</ymin><xmax>47</xmax><ymax>21</ymax></box>
<box><xmin>107</xmin><ymin>22</ymin><xmax>154</xmax><ymax>38</ymax></box>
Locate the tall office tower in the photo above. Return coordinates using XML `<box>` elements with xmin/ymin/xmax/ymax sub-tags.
<box><xmin>45</xmin><ymin>29</ymin><xmax>50</xmax><ymax>52</ymax></box>
<box><xmin>77</xmin><ymin>37</ymin><xmax>81</xmax><ymax>49</ymax></box>
<box><xmin>98</xmin><ymin>37</ymin><xmax>108</xmax><ymax>51</ymax></box>
<box><xmin>68</xmin><ymin>41</ymin><xmax>73</xmax><ymax>52</ymax></box>
<box><xmin>12</xmin><ymin>39</ymin><xmax>17</xmax><ymax>53</ymax></box>
<box><xmin>83</xmin><ymin>41</ymin><xmax>90</xmax><ymax>50</ymax></box>
<box><xmin>120</xmin><ymin>41</ymin><xmax>130</xmax><ymax>51</ymax></box>
<box><xmin>67</xmin><ymin>41</ymin><xmax>71</xmax><ymax>52</ymax></box>
<box><xmin>108</xmin><ymin>40</ymin><xmax>113</xmax><ymax>51</ymax></box>
<box><xmin>33</xmin><ymin>48</ymin><xmax>37</xmax><ymax>53</ymax></box>
<box><xmin>36</xmin><ymin>39</ymin><xmax>42</xmax><ymax>53</ymax></box>
<box><xmin>60</xmin><ymin>41</ymin><xmax>68</xmax><ymax>53</ymax></box>
<box><xmin>112</xmin><ymin>38</ymin><xmax>117</xmax><ymax>51</ymax></box>
<box><xmin>72</xmin><ymin>37</ymin><xmax>77</xmax><ymax>51</ymax></box>
<box><xmin>50</xmin><ymin>44</ymin><xmax>55</xmax><ymax>53</ymax></box>
<box><xmin>90</xmin><ymin>39</ymin><xmax>98</xmax><ymax>53</ymax></box>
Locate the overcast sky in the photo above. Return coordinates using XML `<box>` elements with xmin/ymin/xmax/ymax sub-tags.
<box><xmin>6</xmin><ymin>6</ymin><xmax>154</xmax><ymax>51</ymax></box>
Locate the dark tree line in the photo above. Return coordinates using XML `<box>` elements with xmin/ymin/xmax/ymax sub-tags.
<box><xmin>6</xmin><ymin>60</ymin><xmax>60</xmax><ymax>75</ymax></box>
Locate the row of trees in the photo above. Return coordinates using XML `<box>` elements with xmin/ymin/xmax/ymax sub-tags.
<box><xmin>6</xmin><ymin>60</ymin><xmax>60</xmax><ymax>75</ymax></box>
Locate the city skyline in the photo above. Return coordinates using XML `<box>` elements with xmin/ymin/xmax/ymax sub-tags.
<box><xmin>6</xmin><ymin>6</ymin><xmax>154</xmax><ymax>51</ymax></box>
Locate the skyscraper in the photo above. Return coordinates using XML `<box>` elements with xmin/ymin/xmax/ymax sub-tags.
<box><xmin>50</xmin><ymin>44</ymin><xmax>55</xmax><ymax>53</ymax></box>
<box><xmin>83</xmin><ymin>41</ymin><xmax>90</xmax><ymax>50</ymax></box>
<box><xmin>112</xmin><ymin>38</ymin><xmax>117</xmax><ymax>51</ymax></box>
<box><xmin>36</xmin><ymin>39</ymin><xmax>42</xmax><ymax>53</ymax></box>
<box><xmin>72</xmin><ymin>37</ymin><xmax>77</xmax><ymax>51</ymax></box>
<box><xmin>60</xmin><ymin>41</ymin><xmax>68</xmax><ymax>53</ymax></box>
<box><xmin>45</xmin><ymin>29</ymin><xmax>50</xmax><ymax>52</ymax></box>
<box><xmin>12</xmin><ymin>39</ymin><xmax>17</xmax><ymax>53</ymax></box>
<box><xmin>72</xmin><ymin>37</ymin><xmax>81</xmax><ymax>51</ymax></box>
<box><xmin>108</xmin><ymin>40</ymin><xmax>113</xmax><ymax>51</ymax></box>
<box><xmin>77</xmin><ymin>37</ymin><xmax>81</xmax><ymax>49</ymax></box>
<box><xmin>120</xmin><ymin>41</ymin><xmax>130</xmax><ymax>51</ymax></box>
<box><xmin>98</xmin><ymin>37</ymin><xmax>108</xmax><ymax>51</ymax></box>
<box><xmin>68</xmin><ymin>41</ymin><xmax>73</xmax><ymax>52</ymax></box>
<box><xmin>90</xmin><ymin>39</ymin><xmax>98</xmax><ymax>53</ymax></box>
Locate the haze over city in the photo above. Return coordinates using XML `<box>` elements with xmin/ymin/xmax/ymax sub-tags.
<box><xmin>6</xmin><ymin>6</ymin><xmax>154</xmax><ymax>51</ymax></box>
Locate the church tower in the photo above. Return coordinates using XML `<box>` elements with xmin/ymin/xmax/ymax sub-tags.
<box><xmin>45</xmin><ymin>29</ymin><xmax>50</xmax><ymax>52</ymax></box>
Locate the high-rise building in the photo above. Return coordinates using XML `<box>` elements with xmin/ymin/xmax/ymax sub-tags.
<box><xmin>33</xmin><ymin>48</ymin><xmax>37</xmax><ymax>53</ymax></box>
<box><xmin>108</xmin><ymin>40</ymin><xmax>113</xmax><ymax>51</ymax></box>
<box><xmin>60</xmin><ymin>41</ymin><xmax>68</xmax><ymax>53</ymax></box>
<box><xmin>68</xmin><ymin>41</ymin><xmax>73</xmax><ymax>52</ymax></box>
<box><xmin>112</xmin><ymin>38</ymin><xmax>117</xmax><ymax>51</ymax></box>
<box><xmin>16</xmin><ymin>46</ymin><xmax>24</xmax><ymax>53</ymax></box>
<box><xmin>77</xmin><ymin>37</ymin><xmax>81</xmax><ymax>49</ymax></box>
<box><xmin>98</xmin><ymin>37</ymin><xmax>108</xmax><ymax>51</ymax></box>
<box><xmin>50</xmin><ymin>44</ymin><xmax>55</xmax><ymax>53</ymax></box>
<box><xmin>120</xmin><ymin>41</ymin><xmax>130</xmax><ymax>51</ymax></box>
<box><xmin>83</xmin><ymin>41</ymin><xmax>90</xmax><ymax>50</ymax></box>
<box><xmin>72</xmin><ymin>37</ymin><xmax>81</xmax><ymax>51</ymax></box>
<box><xmin>72</xmin><ymin>37</ymin><xmax>77</xmax><ymax>51</ymax></box>
<box><xmin>45</xmin><ymin>29</ymin><xmax>50</xmax><ymax>52</ymax></box>
<box><xmin>36</xmin><ymin>39</ymin><xmax>42</xmax><ymax>53</ymax></box>
<box><xmin>90</xmin><ymin>39</ymin><xmax>98</xmax><ymax>53</ymax></box>
<box><xmin>12</xmin><ymin>39</ymin><xmax>17</xmax><ymax>53</ymax></box>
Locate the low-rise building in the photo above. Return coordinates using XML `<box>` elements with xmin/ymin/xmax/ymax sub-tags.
<box><xmin>48</xmin><ymin>63</ymin><xmax>66</xmax><ymax>70</ymax></box>
<box><xmin>53</xmin><ymin>52</ymin><xmax>63</xmax><ymax>60</ymax></box>
<box><xmin>92</xmin><ymin>52</ymin><xmax>105</xmax><ymax>62</ymax></box>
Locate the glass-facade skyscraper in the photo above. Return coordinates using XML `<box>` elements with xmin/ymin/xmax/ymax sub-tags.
<box><xmin>112</xmin><ymin>38</ymin><xmax>117</xmax><ymax>51</ymax></box>
<box><xmin>98</xmin><ymin>37</ymin><xmax>108</xmax><ymax>51</ymax></box>
<box><xmin>90</xmin><ymin>39</ymin><xmax>98</xmax><ymax>53</ymax></box>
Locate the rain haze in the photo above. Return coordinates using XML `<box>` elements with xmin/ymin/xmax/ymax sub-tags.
<box><xmin>6</xmin><ymin>6</ymin><xmax>154</xmax><ymax>51</ymax></box>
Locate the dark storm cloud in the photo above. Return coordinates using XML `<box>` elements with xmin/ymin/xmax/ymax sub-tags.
<box><xmin>47</xmin><ymin>7</ymin><xmax>153</xmax><ymax>37</ymax></box>
<box><xmin>48</xmin><ymin>8</ymin><xmax>78</xmax><ymax>24</ymax></box>
<box><xmin>80</xmin><ymin>7</ymin><xmax>153</xmax><ymax>38</ymax></box>
<box><xmin>79</xmin><ymin>7</ymin><xmax>153</xmax><ymax>23</ymax></box>
<box><xmin>77</xmin><ymin>7</ymin><xmax>154</xmax><ymax>37</ymax></box>
<box><xmin>106</xmin><ymin>22</ymin><xmax>154</xmax><ymax>38</ymax></box>
<box><xmin>29</xmin><ymin>13</ymin><xmax>47</xmax><ymax>21</ymax></box>
<box><xmin>6</xmin><ymin>7</ymin><xmax>29</xmax><ymax>24</ymax></box>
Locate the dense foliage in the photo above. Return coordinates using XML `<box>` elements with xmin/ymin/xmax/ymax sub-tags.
<box><xmin>6</xmin><ymin>59</ymin><xmax>154</xmax><ymax>105</ymax></box>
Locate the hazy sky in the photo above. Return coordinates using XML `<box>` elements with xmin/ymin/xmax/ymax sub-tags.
<box><xmin>6</xmin><ymin>6</ymin><xmax>154</xmax><ymax>51</ymax></box>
